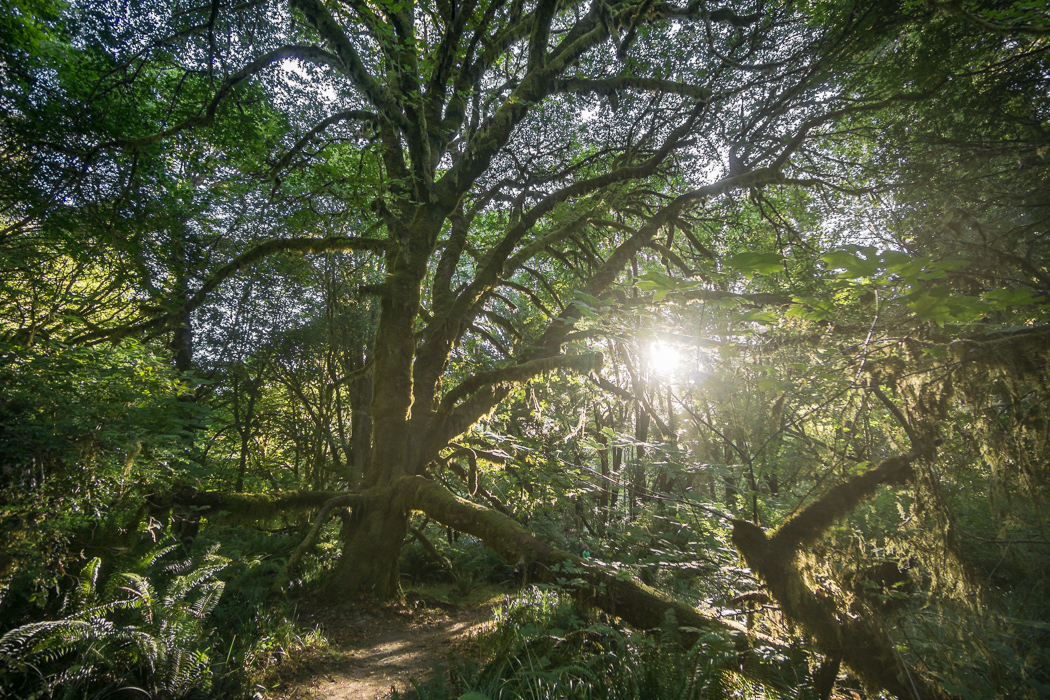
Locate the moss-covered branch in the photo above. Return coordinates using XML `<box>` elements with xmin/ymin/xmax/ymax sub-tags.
<box><xmin>162</xmin><ymin>489</ymin><xmax>349</xmax><ymax>521</ymax></box>
<box><xmin>115</xmin><ymin>45</ymin><xmax>344</xmax><ymax>150</ymax></box>
<box><xmin>269</xmin><ymin>109</ymin><xmax>378</xmax><ymax>178</ymax></box>
<box><xmin>733</xmin><ymin>517</ymin><xmax>948</xmax><ymax>699</ymax></box>
<box><xmin>273</xmin><ymin>493</ymin><xmax>366</xmax><ymax>593</ymax></box>
<box><xmin>771</xmin><ymin>449</ymin><xmax>923</xmax><ymax>552</ymax></box>
<box><xmin>290</xmin><ymin>0</ymin><xmax>409</xmax><ymax>128</ymax></box>
<box><xmin>71</xmin><ymin>236</ymin><xmax>388</xmax><ymax>345</ymax></box>
<box><xmin>439</xmin><ymin>353</ymin><xmax>604</xmax><ymax>412</ymax></box>
<box><xmin>731</xmin><ymin>447</ymin><xmax>950</xmax><ymax>699</ymax></box>
<box><xmin>398</xmin><ymin>476</ymin><xmax>758</xmax><ymax>645</ymax></box>
<box><xmin>422</xmin><ymin>353</ymin><xmax>603</xmax><ymax>463</ymax></box>
<box><xmin>551</xmin><ymin>76</ymin><xmax>712</xmax><ymax>101</ymax></box>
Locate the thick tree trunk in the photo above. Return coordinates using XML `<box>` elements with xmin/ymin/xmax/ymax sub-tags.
<box><xmin>348</xmin><ymin>370</ymin><xmax>372</xmax><ymax>481</ymax></box>
<box><xmin>324</xmin><ymin>488</ymin><xmax>409</xmax><ymax>599</ymax></box>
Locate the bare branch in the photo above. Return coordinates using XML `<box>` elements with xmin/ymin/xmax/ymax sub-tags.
<box><xmin>269</xmin><ymin>110</ymin><xmax>378</xmax><ymax>178</ymax></box>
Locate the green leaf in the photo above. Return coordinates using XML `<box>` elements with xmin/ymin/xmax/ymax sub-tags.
<box><xmin>880</xmin><ymin>250</ymin><xmax>914</xmax><ymax>271</ymax></box>
<box><xmin>788</xmin><ymin>296</ymin><xmax>835</xmax><ymax>321</ymax></box>
<box><xmin>822</xmin><ymin>249</ymin><xmax>878</xmax><ymax>279</ymax></box>
<box><xmin>904</xmin><ymin>291</ymin><xmax>954</xmax><ymax>326</ymax></box>
<box><xmin>726</xmin><ymin>252</ymin><xmax>784</xmax><ymax>276</ymax></box>
<box><xmin>636</xmin><ymin>271</ymin><xmax>677</xmax><ymax>291</ymax></box>
<box><xmin>982</xmin><ymin>288</ymin><xmax>1043</xmax><ymax>306</ymax></box>
<box><xmin>740</xmin><ymin>309</ymin><xmax>777</xmax><ymax>323</ymax></box>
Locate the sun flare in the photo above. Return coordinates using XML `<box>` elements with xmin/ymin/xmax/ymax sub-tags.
<box><xmin>649</xmin><ymin>341</ymin><xmax>682</xmax><ymax>376</ymax></box>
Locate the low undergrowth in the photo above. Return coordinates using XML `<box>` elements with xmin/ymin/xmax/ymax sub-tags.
<box><xmin>0</xmin><ymin>538</ymin><xmax>228</xmax><ymax>699</ymax></box>
<box><xmin>410</xmin><ymin>586</ymin><xmax>818</xmax><ymax>700</ymax></box>
<box><xmin>0</xmin><ymin>528</ymin><xmax>329</xmax><ymax>700</ymax></box>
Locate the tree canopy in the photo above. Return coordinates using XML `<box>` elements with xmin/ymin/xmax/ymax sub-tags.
<box><xmin>2</xmin><ymin>0</ymin><xmax>1050</xmax><ymax>697</ymax></box>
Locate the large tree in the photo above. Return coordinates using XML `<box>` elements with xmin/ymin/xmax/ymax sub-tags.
<box><xmin>5</xmin><ymin>0</ymin><xmax>1050</xmax><ymax>696</ymax></box>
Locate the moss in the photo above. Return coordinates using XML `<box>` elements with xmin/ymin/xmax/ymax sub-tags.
<box><xmin>400</xmin><ymin>475</ymin><xmax>759</xmax><ymax>648</ymax></box>
<box><xmin>771</xmin><ymin>453</ymin><xmax>917</xmax><ymax>552</ymax></box>
<box><xmin>730</xmin><ymin>473</ymin><xmax>953</xmax><ymax>699</ymax></box>
<box><xmin>171</xmin><ymin>490</ymin><xmax>347</xmax><ymax>523</ymax></box>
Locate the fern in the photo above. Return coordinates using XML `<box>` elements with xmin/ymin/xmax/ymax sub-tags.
<box><xmin>422</xmin><ymin>587</ymin><xmax>791</xmax><ymax>700</ymax></box>
<box><xmin>0</xmin><ymin>538</ymin><xmax>229</xmax><ymax>700</ymax></box>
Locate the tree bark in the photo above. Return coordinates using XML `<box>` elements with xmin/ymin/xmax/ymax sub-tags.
<box><xmin>731</xmin><ymin>449</ymin><xmax>950</xmax><ymax>700</ymax></box>
<box><xmin>324</xmin><ymin>488</ymin><xmax>409</xmax><ymax>599</ymax></box>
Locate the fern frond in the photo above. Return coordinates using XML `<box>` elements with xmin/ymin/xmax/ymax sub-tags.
<box><xmin>163</xmin><ymin>556</ymin><xmax>194</xmax><ymax>576</ymax></box>
<box><xmin>167</xmin><ymin>563</ymin><xmax>229</xmax><ymax>604</ymax></box>
<box><xmin>2</xmin><ymin>537</ymin><xmax>227</xmax><ymax>700</ymax></box>
<box><xmin>139</xmin><ymin>543</ymin><xmax>178</xmax><ymax>570</ymax></box>
<box><xmin>0</xmin><ymin>619</ymin><xmax>91</xmax><ymax>656</ymax></box>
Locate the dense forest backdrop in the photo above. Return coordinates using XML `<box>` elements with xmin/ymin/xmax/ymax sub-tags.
<box><xmin>2</xmin><ymin>0</ymin><xmax>1049</xmax><ymax>697</ymax></box>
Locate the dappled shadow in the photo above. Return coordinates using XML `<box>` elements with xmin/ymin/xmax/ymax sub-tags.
<box><xmin>266</xmin><ymin>595</ymin><xmax>496</xmax><ymax>700</ymax></box>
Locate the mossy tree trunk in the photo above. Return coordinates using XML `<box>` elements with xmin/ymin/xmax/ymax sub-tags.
<box><xmin>148</xmin><ymin>2</ymin><xmax>978</xmax><ymax>695</ymax></box>
<box><xmin>323</xmin><ymin>222</ymin><xmax>433</xmax><ymax>597</ymax></box>
<box><xmin>325</xmin><ymin>488</ymin><xmax>409</xmax><ymax>599</ymax></box>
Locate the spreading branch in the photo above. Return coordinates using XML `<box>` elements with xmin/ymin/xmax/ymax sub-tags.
<box><xmin>731</xmin><ymin>445</ymin><xmax>948</xmax><ymax>699</ymax></box>
<box><xmin>70</xmin><ymin>236</ymin><xmax>387</xmax><ymax>344</ymax></box>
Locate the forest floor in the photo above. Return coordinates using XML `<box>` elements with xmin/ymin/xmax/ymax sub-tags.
<box><xmin>264</xmin><ymin>588</ymin><xmax>502</xmax><ymax>700</ymax></box>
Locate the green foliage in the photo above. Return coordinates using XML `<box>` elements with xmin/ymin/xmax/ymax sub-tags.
<box><xmin>400</xmin><ymin>529</ymin><xmax>516</xmax><ymax>592</ymax></box>
<box><xmin>0</xmin><ymin>538</ymin><xmax>227</xmax><ymax>699</ymax></box>
<box><xmin>810</xmin><ymin>246</ymin><xmax>1049</xmax><ymax>327</ymax></box>
<box><xmin>0</xmin><ymin>339</ymin><xmax>203</xmax><ymax>603</ymax></box>
<box><xmin>3</xmin><ymin>0</ymin><xmax>1050</xmax><ymax>696</ymax></box>
<box><xmin>413</xmin><ymin>587</ymin><xmax>798</xmax><ymax>700</ymax></box>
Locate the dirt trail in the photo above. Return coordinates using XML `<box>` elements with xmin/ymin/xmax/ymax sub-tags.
<box><xmin>267</xmin><ymin>594</ymin><xmax>496</xmax><ymax>700</ymax></box>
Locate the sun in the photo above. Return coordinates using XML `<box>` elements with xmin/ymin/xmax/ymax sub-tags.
<box><xmin>649</xmin><ymin>341</ymin><xmax>682</xmax><ymax>376</ymax></box>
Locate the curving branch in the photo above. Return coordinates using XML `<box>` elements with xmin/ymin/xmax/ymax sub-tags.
<box><xmin>930</xmin><ymin>0</ymin><xmax>1050</xmax><ymax>37</ymax></box>
<box><xmin>398</xmin><ymin>474</ymin><xmax>769</xmax><ymax>648</ymax></box>
<box><xmin>421</xmin><ymin>353</ymin><xmax>604</xmax><ymax>464</ymax></box>
<box><xmin>70</xmin><ymin>236</ymin><xmax>388</xmax><ymax>345</ymax></box>
<box><xmin>158</xmin><ymin>488</ymin><xmax>348</xmax><ymax>520</ymax></box>
<box><xmin>184</xmin><ymin>235</ymin><xmax>389</xmax><ymax>314</ymax></box>
<box><xmin>527</xmin><ymin>0</ymin><xmax>561</xmax><ymax>72</ymax></box>
<box><xmin>438</xmin><ymin>98</ymin><xmax>710</xmax><ymax>354</ymax></box>
<box><xmin>291</xmin><ymin>0</ymin><xmax>410</xmax><ymax>129</ymax></box>
<box><xmin>439</xmin><ymin>353</ymin><xmax>604</xmax><ymax>414</ymax></box>
<box><xmin>731</xmin><ymin>445</ymin><xmax>950</xmax><ymax>699</ymax></box>
<box><xmin>770</xmin><ymin>448</ymin><xmax>926</xmax><ymax>552</ymax></box>
<box><xmin>436</xmin><ymin>3</ymin><xmax>609</xmax><ymax>201</ymax></box>
<box><xmin>273</xmin><ymin>493</ymin><xmax>365</xmax><ymax>593</ymax></box>
<box><xmin>269</xmin><ymin>110</ymin><xmax>379</xmax><ymax>178</ymax></box>
<box><xmin>551</xmin><ymin>76</ymin><xmax>712</xmax><ymax>101</ymax></box>
<box><xmin>772</xmin><ymin>88</ymin><xmax>943</xmax><ymax>170</ymax></box>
